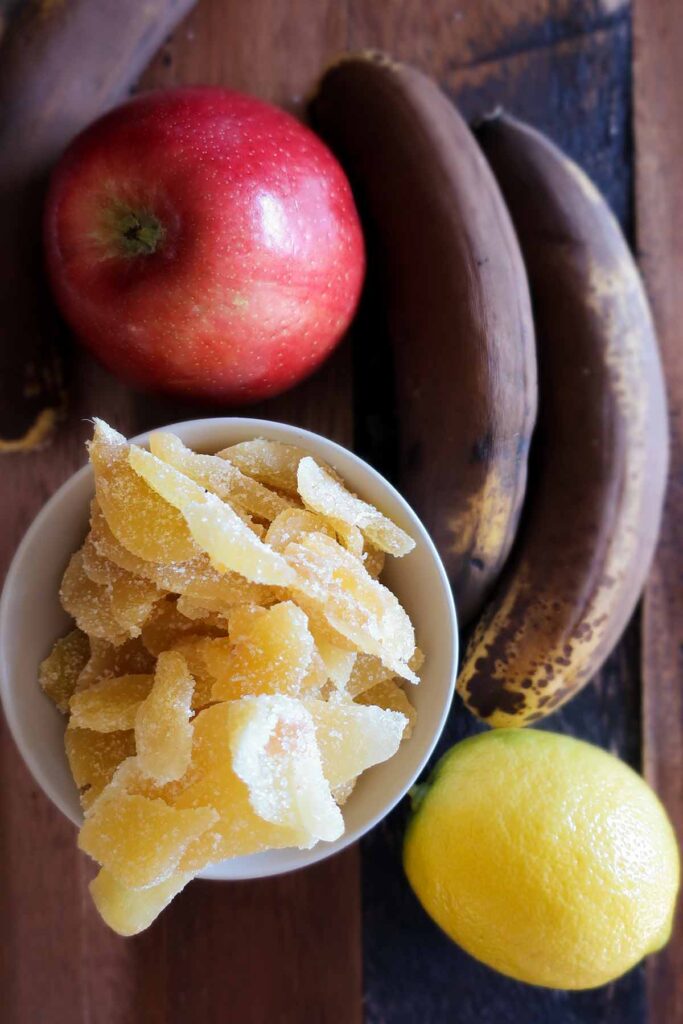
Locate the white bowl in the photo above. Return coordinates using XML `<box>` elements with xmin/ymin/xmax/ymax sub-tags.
<box><xmin>0</xmin><ymin>418</ymin><xmax>457</xmax><ymax>880</ymax></box>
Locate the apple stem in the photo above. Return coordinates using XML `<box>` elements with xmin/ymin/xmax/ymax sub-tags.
<box><xmin>118</xmin><ymin>210</ymin><xmax>165</xmax><ymax>256</ymax></box>
<box><xmin>102</xmin><ymin>202</ymin><xmax>166</xmax><ymax>257</ymax></box>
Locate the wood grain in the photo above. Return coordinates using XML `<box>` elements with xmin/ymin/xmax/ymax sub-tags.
<box><xmin>346</xmin><ymin>0</ymin><xmax>629</xmax><ymax>69</ymax></box>
<box><xmin>633</xmin><ymin>1</ymin><xmax>683</xmax><ymax>1020</ymax></box>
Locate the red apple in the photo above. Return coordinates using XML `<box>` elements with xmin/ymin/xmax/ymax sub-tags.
<box><xmin>44</xmin><ymin>87</ymin><xmax>364</xmax><ymax>403</ymax></box>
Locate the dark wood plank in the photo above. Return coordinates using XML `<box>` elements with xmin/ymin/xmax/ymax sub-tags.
<box><xmin>0</xmin><ymin>3</ymin><xmax>361</xmax><ymax>1023</ymax></box>
<box><xmin>356</xmin><ymin>19</ymin><xmax>647</xmax><ymax>1024</ymax></box>
<box><xmin>633</xmin><ymin>1</ymin><xmax>683</xmax><ymax>1020</ymax></box>
<box><xmin>347</xmin><ymin>0</ymin><xmax>629</xmax><ymax>70</ymax></box>
<box><xmin>0</xmin><ymin>384</ymin><xmax>133</xmax><ymax>1022</ymax></box>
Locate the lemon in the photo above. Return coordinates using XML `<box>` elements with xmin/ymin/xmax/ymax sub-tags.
<box><xmin>403</xmin><ymin>729</ymin><xmax>680</xmax><ymax>990</ymax></box>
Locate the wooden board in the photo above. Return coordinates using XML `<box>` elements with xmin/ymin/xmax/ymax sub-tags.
<box><xmin>633</xmin><ymin>1</ymin><xmax>683</xmax><ymax>1021</ymax></box>
<box><xmin>0</xmin><ymin>0</ymin><xmax>677</xmax><ymax>1021</ymax></box>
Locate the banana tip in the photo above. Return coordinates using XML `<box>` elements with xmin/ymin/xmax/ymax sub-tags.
<box><xmin>472</xmin><ymin>105</ymin><xmax>506</xmax><ymax>131</ymax></box>
<box><xmin>309</xmin><ymin>49</ymin><xmax>402</xmax><ymax>107</ymax></box>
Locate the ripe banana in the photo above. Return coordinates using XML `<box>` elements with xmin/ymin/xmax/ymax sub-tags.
<box><xmin>311</xmin><ymin>54</ymin><xmax>537</xmax><ymax>626</ymax></box>
<box><xmin>458</xmin><ymin>113</ymin><xmax>669</xmax><ymax>727</ymax></box>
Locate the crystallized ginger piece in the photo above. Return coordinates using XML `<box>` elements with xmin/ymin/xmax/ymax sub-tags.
<box><xmin>176</xmin><ymin>698</ymin><xmax>344</xmax><ymax>860</ymax></box>
<box><xmin>149</xmin><ymin>432</ymin><xmax>293</xmax><ymax>521</ymax></box>
<box><xmin>73</xmin><ymin>534</ymin><xmax>169</xmax><ymax>645</ymax></box>
<box><xmin>170</xmin><ymin>637</ymin><xmax>229</xmax><ymax>708</ymax></box>
<box><xmin>305</xmin><ymin>699</ymin><xmax>407</xmax><ymax>788</ymax></box>
<box><xmin>77</xmin><ymin>636</ymin><xmax>156</xmax><ymax>691</ymax></box>
<box><xmin>110</xmin><ymin>578</ymin><xmax>162</xmax><ymax>638</ymax></box>
<box><xmin>88</xmin><ymin>500</ymin><xmax>143</xmax><ymax>575</ymax></box>
<box><xmin>409</xmin><ymin>646</ymin><xmax>425</xmax><ymax>674</ymax></box>
<box><xmin>129</xmin><ymin>446</ymin><xmax>295</xmax><ymax>587</ymax></box>
<box><xmin>288</xmin><ymin>592</ymin><xmax>357</xmax><ymax>653</ymax></box>
<box><xmin>227</xmin><ymin>695</ymin><xmax>343</xmax><ymax>843</ymax></box>
<box><xmin>183</xmin><ymin>499</ymin><xmax>295</xmax><ymax>586</ymax></box>
<box><xmin>177</xmin><ymin>769</ymin><xmax>302</xmax><ymax>870</ymax></box>
<box><xmin>128</xmin><ymin>443</ymin><xmax>207</xmax><ymax>505</ymax></box>
<box><xmin>297</xmin><ymin>457</ymin><xmax>415</xmax><ymax>557</ymax></box>
<box><xmin>347</xmin><ymin>653</ymin><xmax>395</xmax><ymax>697</ymax></box>
<box><xmin>79</xmin><ymin>789</ymin><xmax>217</xmax><ymax>889</ymax></box>
<box><xmin>96</xmin><ymin>503</ymin><xmax>276</xmax><ymax>613</ymax></box>
<box><xmin>332</xmin><ymin>520</ymin><xmax>364</xmax><ymax>557</ymax></box>
<box><xmin>135</xmin><ymin>652</ymin><xmax>194</xmax><ymax>784</ymax></box>
<box><xmin>94</xmin><ymin>755</ymin><xmax>190</xmax><ymax>808</ymax></box>
<box><xmin>172</xmin><ymin>568</ymin><xmax>275</xmax><ymax>614</ymax></box>
<box><xmin>65</xmin><ymin>728</ymin><xmax>136</xmax><ymax>809</ymax></box>
<box><xmin>217</xmin><ymin>439</ymin><xmax>341</xmax><ymax>496</ymax></box>
<box><xmin>267</xmin><ymin>506</ymin><xmax>362</xmax><ymax>559</ymax></box>
<box><xmin>69</xmin><ymin>675</ymin><xmax>154</xmax><ymax>732</ymax></box>
<box><xmin>141</xmin><ymin>598</ymin><xmax>228</xmax><ymax>656</ymax></box>
<box><xmin>175</xmin><ymin>595</ymin><xmax>230</xmax><ymax>625</ymax></box>
<box><xmin>285</xmin><ymin>533</ymin><xmax>417</xmax><ymax>682</ymax></box>
<box><xmin>80</xmin><ymin>539</ymin><xmax>163</xmax><ymax>636</ymax></box>
<box><xmin>227</xmin><ymin>603</ymin><xmax>268</xmax><ymax>641</ymax></box>
<box><xmin>331</xmin><ymin>779</ymin><xmax>356</xmax><ymax>806</ymax></box>
<box><xmin>346</xmin><ymin>644</ymin><xmax>425</xmax><ymax>699</ymax></box>
<box><xmin>90</xmin><ymin>867</ymin><xmax>194</xmax><ymax>936</ymax></box>
<box><xmin>314</xmin><ymin>637</ymin><xmax>356</xmax><ymax>693</ymax></box>
<box><xmin>210</xmin><ymin>602</ymin><xmax>314</xmax><ymax>701</ymax></box>
<box><xmin>363</xmin><ymin>544</ymin><xmax>385</xmax><ymax>580</ymax></box>
<box><xmin>89</xmin><ymin>420</ymin><xmax>196</xmax><ymax>563</ymax></box>
<box><xmin>175</xmin><ymin>701</ymin><xmax>315</xmax><ymax>870</ymax></box>
<box><xmin>39</xmin><ymin>629</ymin><xmax>90</xmax><ymax>712</ymax></box>
<box><xmin>80</xmin><ymin>536</ymin><xmax>135</xmax><ymax>587</ymax></box>
<box><xmin>265</xmin><ymin>508</ymin><xmax>335</xmax><ymax>552</ymax></box>
<box><xmin>60</xmin><ymin>550</ymin><xmax>128</xmax><ymax>645</ymax></box>
<box><xmin>356</xmin><ymin>680</ymin><xmax>417</xmax><ymax>739</ymax></box>
<box><xmin>301</xmin><ymin>650</ymin><xmax>328</xmax><ymax>694</ymax></box>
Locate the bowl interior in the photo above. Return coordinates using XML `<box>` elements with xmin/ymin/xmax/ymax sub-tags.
<box><xmin>0</xmin><ymin>418</ymin><xmax>457</xmax><ymax>880</ymax></box>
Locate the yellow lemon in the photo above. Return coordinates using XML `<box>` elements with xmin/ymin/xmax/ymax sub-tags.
<box><xmin>404</xmin><ymin>729</ymin><xmax>679</xmax><ymax>989</ymax></box>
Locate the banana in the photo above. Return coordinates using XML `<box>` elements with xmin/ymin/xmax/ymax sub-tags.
<box><xmin>458</xmin><ymin>113</ymin><xmax>669</xmax><ymax>727</ymax></box>
<box><xmin>311</xmin><ymin>54</ymin><xmax>537</xmax><ymax>626</ymax></box>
